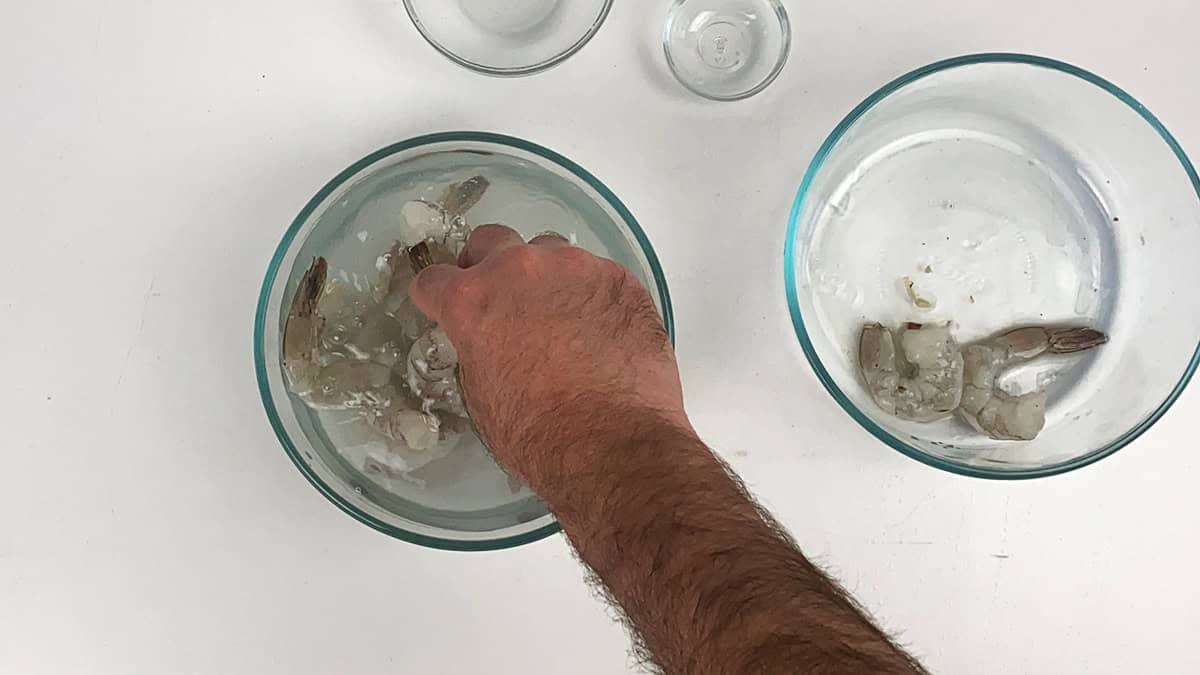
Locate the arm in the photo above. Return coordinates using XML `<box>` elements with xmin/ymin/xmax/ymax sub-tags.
<box><xmin>411</xmin><ymin>225</ymin><xmax>925</xmax><ymax>675</ymax></box>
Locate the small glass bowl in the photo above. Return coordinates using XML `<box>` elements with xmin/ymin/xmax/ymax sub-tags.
<box><xmin>786</xmin><ymin>54</ymin><xmax>1200</xmax><ymax>478</ymax></box>
<box><xmin>255</xmin><ymin>132</ymin><xmax>673</xmax><ymax>549</ymax></box>
<box><xmin>663</xmin><ymin>0</ymin><xmax>791</xmax><ymax>101</ymax></box>
<box><xmin>403</xmin><ymin>0</ymin><xmax>612</xmax><ymax>76</ymax></box>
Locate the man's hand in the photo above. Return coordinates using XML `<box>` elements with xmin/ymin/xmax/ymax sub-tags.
<box><xmin>408</xmin><ymin>224</ymin><xmax>686</xmax><ymax>489</ymax></box>
<box><xmin>408</xmin><ymin>224</ymin><xmax>924</xmax><ymax>675</ymax></box>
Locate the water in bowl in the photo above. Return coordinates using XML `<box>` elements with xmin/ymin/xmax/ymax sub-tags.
<box><xmin>284</xmin><ymin>149</ymin><xmax>655</xmax><ymax>530</ymax></box>
<box><xmin>801</xmin><ymin>107</ymin><xmax>1118</xmax><ymax>458</ymax></box>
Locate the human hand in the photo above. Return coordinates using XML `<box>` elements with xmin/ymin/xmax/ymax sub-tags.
<box><xmin>407</xmin><ymin>225</ymin><xmax>685</xmax><ymax>487</ymax></box>
<box><xmin>409</xmin><ymin>228</ymin><xmax>926</xmax><ymax>675</ymax></box>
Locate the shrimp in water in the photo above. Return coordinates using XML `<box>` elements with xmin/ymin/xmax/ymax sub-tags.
<box><xmin>282</xmin><ymin>257</ymin><xmax>328</xmax><ymax>398</ymax></box>
<box><xmin>281</xmin><ymin>175</ymin><xmax>490</xmax><ymax>474</ymax></box>
<box><xmin>366</xmin><ymin>398</ymin><xmax>462</xmax><ymax>452</ymax></box>
<box><xmin>403</xmin><ymin>238</ymin><xmax>468</xmax><ymax>419</ymax></box>
<box><xmin>397</xmin><ymin>175</ymin><xmax>490</xmax><ymax>255</ymax></box>
<box><xmin>859</xmin><ymin>322</ymin><xmax>965</xmax><ymax>422</ymax></box>
<box><xmin>282</xmin><ymin>257</ymin><xmax>397</xmax><ymax>410</ymax></box>
<box><xmin>440</xmin><ymin>175</ymin><xmax>490</xmax><ymax>220</ymax></box>
<box><xmin>406</xmin><ymin>326</ymin><xmax>467</xmax><ymax>418</ymax></box>
<box><xmin>959</xmin><ymin>326</ymin><xmax>1107</xmax><ymax>441</ymax></box>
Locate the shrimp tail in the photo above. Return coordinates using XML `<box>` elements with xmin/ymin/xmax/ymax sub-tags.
<box><xmin>408</xmin><ymin>242</ymin><xmax>435</xmax><ymax>273</ymax></box>
<box><xmin>284</xmin><ymin>257</ymin><xmax>327</xmax><ymax>358</ymax></box>
<box><xmin>1046</xmin><ymin>327</ymin><xmax>1109</xmax><ymax>354</ymax></box>
<box><xmin>440</xmin><ymin>175</ymin><xmax>490</xmax><ymax>218</ymax></box>
<box><xmin>292</xmin><ymin>257</ymin><xmax>327</xmax><ymax>318</ymax></box>
<box><xmin>282</xmin><ymin>257</ymin><xmax>328</xmax><ymax>394</ymax></box>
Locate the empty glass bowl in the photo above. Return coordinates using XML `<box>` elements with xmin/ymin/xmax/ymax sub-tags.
<box><xmin>256</xmin><ymin>132</ymin><xmax>673</xmax><ymax>549</ymax></box>
<box><xmin>403</xmin><ymin>0</ymin><xmax>612</xmax><ymax>76</ymax></box>
<box><xmin>786</xmin><ymin>54</ymin><xmax>1200</xmax><ymax>478</ymax></box>
<box><xmin>663</xmin><ymin>0</ymin><xmax>791</xmax><ymax>100</ymax></box>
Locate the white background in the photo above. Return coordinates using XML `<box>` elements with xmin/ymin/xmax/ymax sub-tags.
<box><xmin>2</xmin><ymin>1</ymin><xmax>1198</xmax><ymax>673</ymax></box>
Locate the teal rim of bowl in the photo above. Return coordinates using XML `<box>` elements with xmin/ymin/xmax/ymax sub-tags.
<box><xmin>784</xmin><ymin>53</ymin><xmax>1200</xmax><ymax>480</ymax></box>
<box><xmin>255</xmin><ymin>131</ymin><xmax>675</xmax><ymax>549</ymax></box>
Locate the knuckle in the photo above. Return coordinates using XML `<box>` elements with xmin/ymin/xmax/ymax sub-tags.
<box><xmin>497</xmin><ymin>244</ymin><xmax>542</xmax><ymax>271</ymax></box>
<box><xmin>442</xmin><ymin>275</ymin><xmax>487</xmax><ymax>322</ymax></box>
<box><xmin>554</xmin><ymin>245</ymin><xmax>594</xmax><ymax>264</ymax></box>
<box><xmin>474</xmin><ymin>223</ymin><xmax>517</xmax><ymax>239</ymax></box>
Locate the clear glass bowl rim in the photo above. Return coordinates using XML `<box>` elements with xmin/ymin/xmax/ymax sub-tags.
<box><xmin>783</xmin><ymin>52</ymin><xmax>1200</xmax><ymax>480</ymax></box>
<box><xmin>402</xmin><ymin>0</ymin><xmax>614</xmax><ymax>77</ymax></box>
<box><xmin>255</xmin><ymin>131</ymin><xmax>675</xmax><ymax>550</ymax></box>
<box><xmin>661</xmin><ymin>0</ymin><xmax>792</xmax><ymax>102</ymax></box>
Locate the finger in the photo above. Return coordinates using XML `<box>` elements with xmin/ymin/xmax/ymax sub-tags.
<box><xmin>408</xmin><ymin>264</ymin><xmax>464</xmax><ymax>324</ymax></box>
<box><xmin>529</xmin><ymin>231</ymin><xmax>570</xmax><ymax>249</ymax></box>
<box><xmin>459</xmin><ymin>224</ymin><xmax>525</xmax><ymax>267</ymax></box>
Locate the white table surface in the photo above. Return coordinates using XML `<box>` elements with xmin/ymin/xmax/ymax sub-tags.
<box><xmin>3</xmin><ymin>1</ymin><xmax>1198</xmax><ymax>673</ymax></box>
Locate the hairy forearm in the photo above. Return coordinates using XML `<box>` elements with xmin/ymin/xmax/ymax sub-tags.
<box><xmin>523</xmin><ymin>411</ymin><xmax>924</xmax><ymax>675</ymax></box>
<box><xmin>409</xmin><ymin>227</ymin><xmax>921</xmax><ymax>672</ymax></box>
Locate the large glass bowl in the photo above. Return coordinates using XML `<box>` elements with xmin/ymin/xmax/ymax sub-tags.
<box><xmin>256</xmin><ymin>132</ymin><xmax>673</xmax><ymax>549</ymax></box>
<box><xmin>785</xmin><ymin>54</ymin><xmax>1200</xmax><ymax>478</ymax></box>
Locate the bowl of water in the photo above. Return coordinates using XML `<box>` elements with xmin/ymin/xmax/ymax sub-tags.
<box><xmin>403</xmin><ymin>0</ymin><xmax>612</xmax><ymax>76</ymax></box>
<box><xmin>786</xmin><ymin>54</ymin><xmax>1200</xmax><ymax>478</ymax></box>
<box><xmin>256</xmin><ymin>132</ymin><xmax>672</xmax><ymax>549</ymax></box>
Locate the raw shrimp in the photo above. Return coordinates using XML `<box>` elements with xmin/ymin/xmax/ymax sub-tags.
<box><xmin>361</xmin><ymin>415</ymin><xmax>468</xmax><ymax>484</ymax></box>
<box><xmin>282</xmin><ymin>257</ymin><xmax>327</xmax><ymax>390</ymax></box>
<box><xmin>400</xmin><ymin>196</ymin><xmax>474</xmax><ymax>420</ymax></box>
<box><xmin>440</xmin><ymin>175</ymin><xmax>490</xmax><ymax>219</ymax></box>
<box><xmin>407</xmin><ymin>327</ymin><xmax>467</xmax><ymax>418</ymax></box>
<box><xmin>859</xmin><ymin>322</ymin><xmax>965</xmax><ymax>423</ymax></box>
<box><xmin>365</xmin><ymin>397</ymin><xmax>462</xmax><ymax>452</ymax></box>
<box><xmin>407</xmin><ymin>241</ymin><xmax>436</xmax><ymax>272</ymax></box>
<box><xmin>959</xmin><ymin>326</ymin><xmax>1108</xmax><ymax>441</ymax></box>
<box><xmin>282</xmin><ymin>174</ymin><xmax>489</xmax><ymax>477</ymax></box>
<box><xmin>282</xmin><ymin>258</ymin><xmax>405</xmax><ymax>410</ymax></box>
<box><xmin>397</xmin><ymin>175</ymin><xmax>490</xmax><ymax>253</ymax></box>
<box><xmin>401</xmin><ymin>252</ymin><xmax>467</xmax><ymax>418</ymax></box>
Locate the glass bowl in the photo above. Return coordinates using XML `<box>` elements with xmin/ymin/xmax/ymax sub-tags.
<box><xmin>255</xmin><ymin>132</ymin><xmax>673</xmax><ymax>549</ymax></box>
<box><xmin>785</xmin><ymin>54</ymin><xmax>1200</xmax><ymax>478</ymax></box>
<box><xmin>662</xmin><ymin>0</ymin><xmax>791</xmax><ymax>101</ymax></box>
<box><xmin>403</xmin><ymin>0</ymin><xmax>612</xmax><ymax>76</ymax></box>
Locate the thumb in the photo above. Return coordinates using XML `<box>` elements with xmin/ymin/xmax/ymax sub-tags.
<box><xmin>408</xmin><ymin>264</ymin><xmax>463</xmax><ymax>324</ymax></box>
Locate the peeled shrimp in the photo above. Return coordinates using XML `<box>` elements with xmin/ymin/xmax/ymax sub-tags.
<box><xmin>859</xmin><ymin>322</ymin><xmax>965</xmax><ymax>423</ymax></box>
<box><xmin>959</xmin><ymin>326</ymin><xmax>1107</xmax><ymax>441</ymax></box>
